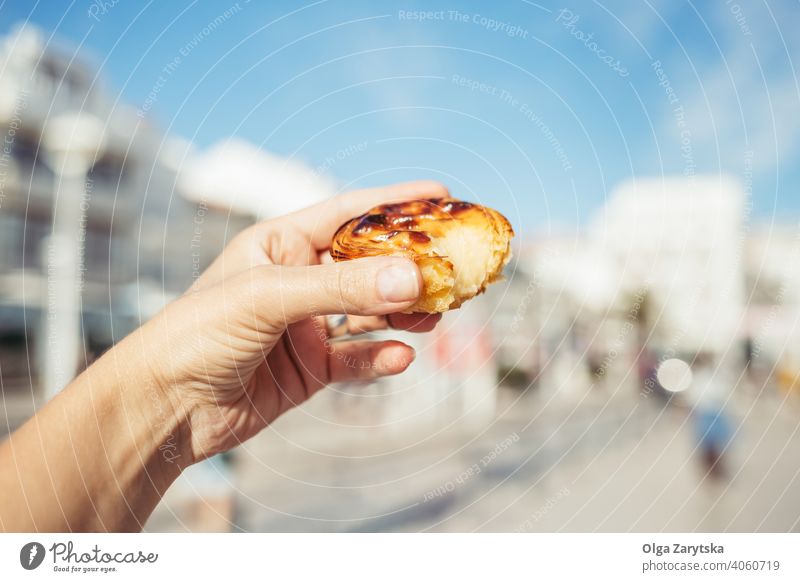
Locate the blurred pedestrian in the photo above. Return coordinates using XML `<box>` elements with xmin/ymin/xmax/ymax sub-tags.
<box><xmin>687</xmin><ymin>353</ymin><xmax>733</xmax><ymax>480</ymax></box>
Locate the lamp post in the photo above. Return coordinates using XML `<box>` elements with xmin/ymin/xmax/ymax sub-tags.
<box><xmin>39</xmin><ymin>112</ymin><xmax>105</xmax><ymax>400</ymax></box>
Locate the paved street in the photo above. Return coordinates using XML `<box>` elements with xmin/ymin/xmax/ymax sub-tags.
<box><xmin>147</xmin><ymin>386</ymin><xmax>800</xmax><ymax>532</ymax></box>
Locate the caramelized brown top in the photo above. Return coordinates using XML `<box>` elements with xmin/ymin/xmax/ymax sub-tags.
<box><xmin>331</xmin><ymin>197</ymin><xmax>513</xmax><ymax>261</ymax></box>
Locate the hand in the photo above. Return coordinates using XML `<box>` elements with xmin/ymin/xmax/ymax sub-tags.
<box><xmin>131</xmin><ymin>181</ymin><xmax>447</xmax><ymax>465</ymax></box>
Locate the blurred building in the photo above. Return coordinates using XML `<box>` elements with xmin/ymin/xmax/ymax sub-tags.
<box><xmin>178</xmin><ymin>138</ymin><xmax>335</xmax><ymax>219</ymax></box>
<box><xmin>0</xmin><ymin>24</ymin><xmax>145</xmax><ymax>396</ymax></box>
<box><xmin>489</xmin><ymin>176</ymin><xmax>748</xmax><ymax>404</ymax></box>
<box><xmin>0</xmin><ymin>24</ymin><xmax>253</xmax><ymax>429</ymax></box>
<box><xmin>744</xmin><ymin>225</ymin><xmax>800</xmax><ymax>390</ymax></box>
<box><xmin>592</xmin><ymin>176</ymin><xmax>745</xmax><ymax>356</ymax></box>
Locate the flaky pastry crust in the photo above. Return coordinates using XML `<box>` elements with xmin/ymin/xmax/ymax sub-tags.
<box><xmin>331</xmin><ymin>198</ymin><xmax>514</xmax><ymax>313</ymax></box>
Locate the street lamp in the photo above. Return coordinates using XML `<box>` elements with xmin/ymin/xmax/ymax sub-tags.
<box><xmin>39</xmin><ymin>112</ymin><xmax>106</xmax><ymax>400</ymax></box>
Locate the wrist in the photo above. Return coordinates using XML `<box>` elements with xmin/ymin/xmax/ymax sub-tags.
<box><xmin>24</xmin><ymin>339</ymin><xmax>197</xmax><ymax>531</ymax></box>
<box><xmin>124</xmin><ymin>369</ymin><xmax>194</xmax><ymax>485</ymax></box>
<box><xmin>91</xmin><ymin>330</ymin><xmax>196</xmax><ymax>490</ymax></box>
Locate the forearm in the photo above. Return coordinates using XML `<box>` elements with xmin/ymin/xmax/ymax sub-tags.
<box><xmin>0</xmin><ymin>333</ymin><xmax>192</xmax><ymax>532</ymax></box>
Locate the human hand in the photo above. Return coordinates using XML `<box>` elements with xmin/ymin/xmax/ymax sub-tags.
<box><xmin>129</xmin><ymin>181</ymin><xmax>447</xmax><ymax>466</ymax></box>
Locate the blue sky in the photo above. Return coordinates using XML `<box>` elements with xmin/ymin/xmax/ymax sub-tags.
<box><xmin>2</xmin><ymin>0</ymin><xmax>799</xmax><ymax>232</ymax></box>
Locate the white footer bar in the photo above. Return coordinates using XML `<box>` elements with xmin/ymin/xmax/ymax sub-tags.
<box><xmin>1</xmin><ymin>533</ymin><xmax>797</xmax><ymax>581</ymax></box>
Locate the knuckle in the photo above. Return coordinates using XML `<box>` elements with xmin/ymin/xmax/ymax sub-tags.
<box><xmin>331</xmin><ymin>264</ymin><xmax>370</xmax><ymax>314</ymax></box>
<box><xmin>419</xmin><ymin>179</ymin><xmax>449</xmax><ymax>196</ymax></box>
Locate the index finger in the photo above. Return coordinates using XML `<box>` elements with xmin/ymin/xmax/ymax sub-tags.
<box><xmin>282</xmin><ymin>180</ymin><xmax>449</xmax><ymax>250</ymax></box>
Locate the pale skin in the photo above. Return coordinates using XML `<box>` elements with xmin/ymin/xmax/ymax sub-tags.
<box><xmin>0</xmin><ymin>181</ymin><xmax>447</xmax><ymax>532</ymax></box>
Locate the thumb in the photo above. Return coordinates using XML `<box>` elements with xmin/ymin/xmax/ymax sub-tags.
<box><xmin>252</xmin><ymin>256</ymin><xmax>422</xmax><ymax>324</ymax></box>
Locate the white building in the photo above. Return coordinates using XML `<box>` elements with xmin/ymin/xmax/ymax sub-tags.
<box><xmin>0</xmin><ymin>24</ymin><xmax>157</xmax><ymax>395</ymax></box>
<box><xmin>487</xmin><ymin>176</ymin><xmax>748</xmax><ymax>404</ymax></box>
<box><xmin>0</xmin><ymin>24</ymin><xmax>254</xmax><ymax>419</ymax></box>
<box><xmin>591</xmin><ymin>176</ymin><xmax>746</xmax><ymax>355</ymax></box>
<box><xmin>744</xmin><ymin>225</ymin><xmax>800</xmax><ymax>366</ymax></box>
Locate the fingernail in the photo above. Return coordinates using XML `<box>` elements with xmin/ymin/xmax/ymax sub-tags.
<box><xmin>377</xmin><ymin>263</ymin><xmax>420</xmax><ymax>303</ymax></box>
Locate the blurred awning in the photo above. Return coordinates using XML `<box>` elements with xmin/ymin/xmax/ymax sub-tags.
<box><xmin>177</xmin><ymin>138</ymin><xmax>336</xmax><ymax>218</ymax></box>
